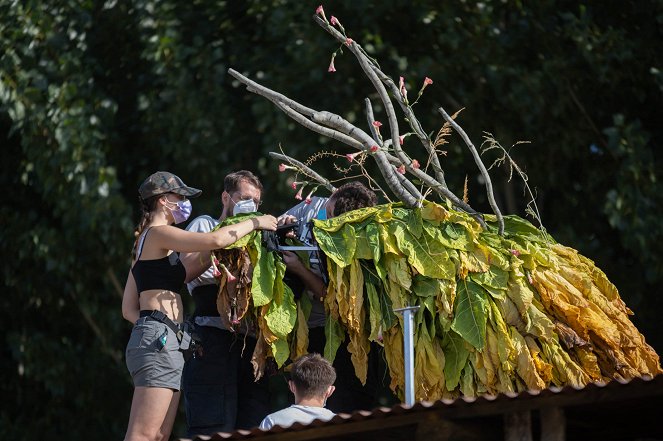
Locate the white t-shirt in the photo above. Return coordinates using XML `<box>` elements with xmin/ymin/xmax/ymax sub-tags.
<box><xmin>185</xmin><ymin>215</ymin><xmax>219</xmax><ymax>293</ymax></box>
<box><xmin>259</xmin><ymin>405</ymin><xmax>335</xmax><ymax>430</ymax></box>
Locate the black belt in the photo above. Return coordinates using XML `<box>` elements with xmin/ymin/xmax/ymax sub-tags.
<box><xmin>140</xmin><ymin>310</ymin><xmax>191</xmax><ymax>349</ymax></box>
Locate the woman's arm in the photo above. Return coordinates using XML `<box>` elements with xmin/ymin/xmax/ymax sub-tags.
<box><xmin>151</xmin><ymin>215</ymin><xmax>277</xmax><ymax>253</ymax></box>
<box><xmin>122</xmin><ymin>269</ymin><xmax>140</xmax><ymax>324</ymax></box>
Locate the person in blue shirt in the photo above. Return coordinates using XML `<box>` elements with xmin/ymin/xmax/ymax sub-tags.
<box><xmin>279</xmin><ymin>181</ymin><xmax>384</xmax><ymax>414</ymax></box>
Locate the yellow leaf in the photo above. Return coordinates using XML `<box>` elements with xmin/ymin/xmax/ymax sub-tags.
<box><xmin>347</xmin><ymin>325</ymin><xmax>370</xmax><ymax>385</ymax></box>
<box><xmin>384</xmin><ymin>326</ymin><xmax>405</xmax><ymax>397</ymax></box>
<box><xmin>510</xmin><ymin>326</ymin><xmax>546</xmax><ymax>390</ymax></box>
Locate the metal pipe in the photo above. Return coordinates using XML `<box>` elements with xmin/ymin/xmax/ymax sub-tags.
<box><xmin>394</xmin><ymin>305</ymin><xmax>420</xmax><ymax>407</ymax></box>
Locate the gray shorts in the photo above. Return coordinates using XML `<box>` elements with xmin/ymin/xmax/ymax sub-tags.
<box><xmin>125</xmin><ymin>317</ymin><xmax>184</xmax><ymax>390</ymax></box>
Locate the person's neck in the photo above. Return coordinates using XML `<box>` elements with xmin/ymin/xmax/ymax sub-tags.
<box><xmin>148</xmin><ymin>212</ymin><xmax>170</xmax><ymax>227</ymax></box>
<box><xmin>295</xmin><ymin>396</ymin><xmax>325</xmax><ymax>408</ymax></box>
<box><xmin>218</xmin><ymin>209</ymin><xmax>228</xmax><ymax>222</ymax></box>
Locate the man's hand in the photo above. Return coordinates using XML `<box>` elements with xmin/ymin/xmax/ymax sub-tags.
<box><xmin>277</xmin><ymin>215</ymin><xmax>298</xmax><ymax>238</ymax></box>
<box><xmin>281</xmin><ymin>251</ymin><xmax>305</xmax><ymax>273</ymax></box>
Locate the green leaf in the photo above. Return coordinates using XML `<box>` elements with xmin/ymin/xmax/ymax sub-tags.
<box><xmin>412</xmin><ymin>274</ymin><xmax>440</xmax><ymax>297</ymax></box>
<box><xmin>264</xmin><ymin>283</ymin><xmax>296</xmax><ymax>338</ymax></box>
<box><xmin>324</xmin><ymin>315</ymin><xmax>345</xmax><ymax>364</ymax></box>
<box><xmin>393</xmin><ymin>225</ymin><xmax>456</xmax><ymax>279</ymax></box>
<box><xmin>251</xmin><ymin>245</ymin><xmax>275</xmax><ymax>306</ymax></box>
<box><xmin>469</xmin><ymin>267</ymin><xmax>509</xmax><ymax>290</ymax></box>
<box><xmin>354</xmin><ymin>233</ymin><xmax>373</xmax><ymax>260</ymax></box>
<box><xmin>441</xmin><ymin>330</ymin><xmax>470</xmax><ymax>390</ymax></box>
<box><xmin>313</xmin><ymin>206</ymin><xmax>380</xmax><ymax>232</ymax></box>
<box><xmin>365</xmin><ymin>283</ymin><xmax>382</xmax><ymax>341</ymax></box>
<box><xmin>496</xmin><ymin>215</ymin><xmax>554</xmax><ymax>244</ymax></box>
<box><xmin>406</xmin><ymin>208</ymin><xmax>423</xmax><ymax>238</ymax></box>
<box><xmin>365</xmin><ymin>222</ymin><xmax>381</xmax><ymax>263</ymax></box>
<box><xmin>271</xmin><ymin>338</ymin><xmax>290</xmax><ymax>368</ymax></box>
<box><xmin>384</xmin><ymin>253</ymin><xmax>412</xmax><ymax>290</ymax></box>
<box><xmin>451</xmin><ymin>279</ymin><xmax>488</xmax><ymax>350</ymax></box>
<box><xmin>314</xmin><ymin>223</ymin><xmax>356</xmax><ymax>268</ymax></box>
<box><xmin>273</xmin><ymin>256</ymin><xmax>287</xmax><ymax>305</ymax></box>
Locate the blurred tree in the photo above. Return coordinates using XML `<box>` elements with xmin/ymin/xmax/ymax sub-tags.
<box><xmin>0</xmin><ymin>1</ymin><xmax>660</xmax><ymax>439</ymax></box>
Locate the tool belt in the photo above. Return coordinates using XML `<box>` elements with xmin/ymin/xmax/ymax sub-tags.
<box><xmin>140</xmin><ymin>310</ymin><xmax>193</xmax><ymax>351</ymax></box>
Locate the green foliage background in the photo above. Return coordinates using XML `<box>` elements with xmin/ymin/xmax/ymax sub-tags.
<box><xmin>1</xmin><ymin>1</ymin><xmax>661</xmax><ymax>439</ymax></box>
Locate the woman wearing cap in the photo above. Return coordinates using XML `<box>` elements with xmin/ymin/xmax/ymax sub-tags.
<box><xmin>121</xmin><ymin>171</ymin><xmax>277</xmax><ymax>441</ymax></box>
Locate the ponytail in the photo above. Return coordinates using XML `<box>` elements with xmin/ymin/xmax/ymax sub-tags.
<box><xmin>132</xmin><ymin>195</ymin><xmax>159</xmax><ymax>260</ymax></box>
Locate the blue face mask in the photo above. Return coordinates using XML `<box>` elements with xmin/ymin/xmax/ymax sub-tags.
<box><xmin>316</xmin><ymin>208</ymin><xmax>327</xmax><ymax>220</ymax></box>
<box><xmin>166</xmin><ymin>199</ymin><xmax>192</xmax><ymax>224</ymax></box>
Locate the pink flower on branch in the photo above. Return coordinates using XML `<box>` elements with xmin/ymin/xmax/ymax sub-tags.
<box><xmin>415</xmin><ymin>76</ymin><xmax>434</xmax><ymax>100</ymax></box>
<box><xmin>399</xmin><ymin>76</ymin><xmax>408</xmax><ymax>102</ymax></box>
<box><xmin>211</xmin><ymin>257</ymin><xmax>222</xmax><ymax>278</ymax></box>
<box><xmin>295</xmin><ymin>187</ymin><xmax>304</xmax><ymax>200</ymax></box>
<box><xmin>345</xmin><ymin>38</ymin><xmax>353</xmax><ymax>46</ymax></box>
<box><xmin>399</xmin><ymin>135</ymin><xmax>405</xmax><ymax>145</ymax></box>
<box><xmin>315</xmin><ymin>5</ymin><xmax>327</xmax><ymax>22</ymax></box>
<box><xmin>370</xmin><ymin>145</ymin><xmax>379</xmax><ymax>152</ymax></box>
<box><xmin>397</xmin><ymin>164</ymin><xmax>406</xmax><ymax>174</ymax></box>
<box><xmin>372</xmin><ymin>120</ymin><xmax>382</xmax><ymax>136</ymax></box>
<box><xmin>346</xmin><ymin>151</ymin><xmax>362</xmax><ymax>162</ymax></box>
<box><xmin>279</xmin><ymin>163</ymin><xmax>296</xmax><ymax>172</ymax></box>
<box><xmin>411</xmin><ymin>159</ymin><xmax>420</xmax><ymax>169</ymax></box>
<box><xmin>328</xmin><ymin>56</ymin><xmax>336</xmax><ymax>73</ymax></box>
<box><xmin>330</xmin><ymin>16</ymin><xmax>339</xmax><ymax>26</ymax></box>
<box><xmin>291</xmin><ymin>181</ymin><xmax>299</xmax><ymax>190</ymax></box>
<box><xmin>221</xmin><ymin>263</ymin><xmax>236</xmax><ymax>282</ymax></box>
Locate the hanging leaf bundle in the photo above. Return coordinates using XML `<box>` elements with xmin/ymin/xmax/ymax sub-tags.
<box><xmin>312</xmin><ymin>201</ymin><xmax>661</xmax><ymax>400</ymax></box>
<box><xmin>210</xmin><ymin>213</ymin><xmax>297</xmax><ymax>381</ymax></box>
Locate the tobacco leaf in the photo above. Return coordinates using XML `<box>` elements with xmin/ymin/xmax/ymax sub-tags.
<box><xmin>451</xmin><ymin>279</ymin><xmax>488</xmax><ymax>350</ymax></box>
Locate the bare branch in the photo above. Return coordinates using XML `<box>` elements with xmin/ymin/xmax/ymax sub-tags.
<box><xmin>439</xmin><ymin>106</ymin><xmax>504</xmax><ymax>235</ymax></box>
<box><xmin>364</xmin><ymin>98</ymin><xmax>382</xmax><ymax>144</ymax></box>
<box><xmin>393</xmin><ymin>167</ymin><xmax>424</xmax><ymax>202</ymax></box>
<box><xmin>269</xmin><ymin>152</ymin><xmax>336</xmax><ymax>192</ymax></box>
<box><xmin>370</xmin><ymin>66</ymin><xmax>448</xmax><ymax>188</ymax></box>
<box><xmin>228</xmin><ymin>68</ymin><xmax>316</xmax><ymax>117</ymax></box>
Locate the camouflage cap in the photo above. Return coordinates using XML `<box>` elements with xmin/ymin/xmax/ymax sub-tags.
<box><xmin>138</xmin><ymin>171</ymin><xmax>202</xmax><ymax>200</ymax></box>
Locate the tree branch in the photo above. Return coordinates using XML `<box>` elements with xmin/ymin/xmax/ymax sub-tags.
<box><xmin>269</xmin><ymin>152</ymin><xmax>336</xmax><ymax>192</ymax></box>
<box><xmin>439</xmin><ymin>106</ymin><xmax>504</xmax><ymax>234</ymax></box>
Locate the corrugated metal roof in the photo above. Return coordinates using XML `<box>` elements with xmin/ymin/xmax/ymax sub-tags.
<box><xmin>183</xmin><ymin>374</ymin><xmax>663</xmax><ymax>440</ymax></box>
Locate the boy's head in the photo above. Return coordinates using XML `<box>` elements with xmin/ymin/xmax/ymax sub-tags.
<box><xmin>326</xmin><ymin>181</ymin><xmax>377</xmax><ymax>218</ymax></box>
<box><xmin>289</xmin><ymin>353</ymin><xmax>336</xmax><ymax>403</ymax></box>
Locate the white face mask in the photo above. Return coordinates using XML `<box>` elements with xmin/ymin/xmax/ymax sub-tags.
<box><xmin>233</xmin><ymin>198</ymin><xmax>257</xmax><ymax>215</ymax></box>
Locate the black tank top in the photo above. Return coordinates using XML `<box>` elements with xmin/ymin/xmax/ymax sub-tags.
<box><xmin>131</xmin><ymin>228</ymin><xmax>186</xmax><ymax>295</ymax></box>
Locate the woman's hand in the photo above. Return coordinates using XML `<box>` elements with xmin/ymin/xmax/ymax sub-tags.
<box><xmin>254</xmin><ymin>214</ymin><xmax>278</xmax><ymax>231</ymax></box>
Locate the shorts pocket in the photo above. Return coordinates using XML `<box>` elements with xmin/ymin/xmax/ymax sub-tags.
<box><xmin>126</xmin><ymin>321</ymin><xmax>161</xmax><ymax>351</ymax></box>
